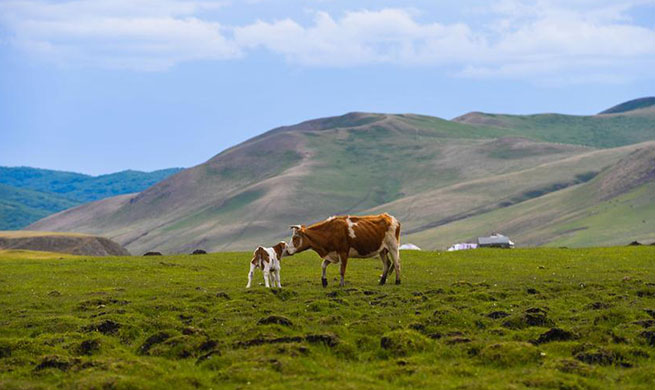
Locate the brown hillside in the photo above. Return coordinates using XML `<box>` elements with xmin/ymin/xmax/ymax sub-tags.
<box><xmin>0</xmin><ymin>231</ymin><xmax>130</xmax><ymax>256</ymax></box>
<box><xmin>27</xmin><ymin>107</ymin><xmax>655</xmax><ymax>251</ymax></box>
<box><xmin>594</xmin><ymin>145</ymin><xmax>655</xmax><ymax>200</ymax></box>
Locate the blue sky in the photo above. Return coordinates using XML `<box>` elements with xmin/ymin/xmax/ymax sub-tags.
<box><xmin>1</xmin><ymin>0</ymin><xmax>654</xmax><ymax>175</ymax></box>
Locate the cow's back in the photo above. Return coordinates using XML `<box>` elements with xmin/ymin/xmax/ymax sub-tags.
<box><xmin>346</xmin><ymin>214</ymin><xmax>398</xmax><ymax>257</ymax></box>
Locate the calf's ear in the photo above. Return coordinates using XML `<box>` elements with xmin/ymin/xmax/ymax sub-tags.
<box><xmin>289</xmin><ymin>225</ymin><xmax>302</xmax><ymax>231</ymax></box>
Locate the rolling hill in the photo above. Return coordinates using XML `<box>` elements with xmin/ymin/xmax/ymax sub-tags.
<box><xmin>0</xmin><ymin>167</ymin><xmax>183</xmax><ymax>229</ymax></box>
<box><xmin>0</xmin><ymin>230</ymin><xmax>130</xmax><ymax>256</ymax></box>
<box><xmin>29</xmin><ymin>98</ymin><xmax>655</xmax><ymax>252</ymax></box>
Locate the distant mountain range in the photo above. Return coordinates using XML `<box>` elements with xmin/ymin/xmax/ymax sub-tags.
<box><xmin>0</xmin><ymin>167</ymin><xmax>182</xmax><ymax>229</ymax></box>
<box><xmin>28</xmin><ymin>97</ymin><xmax>655</xmax><ymax>252</ymax></box>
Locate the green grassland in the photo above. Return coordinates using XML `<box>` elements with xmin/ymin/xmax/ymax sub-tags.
<box><xmin>1</xmin><ymin>248</ymin><xmax>655</xmax><ymax>389</ymax></box>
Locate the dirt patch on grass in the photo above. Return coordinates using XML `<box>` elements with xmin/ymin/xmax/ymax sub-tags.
<box><xmin>258</xmin><ymin>315</ymin><xmax>293</xmax><ymax>327</ymax></box>
<box><xmin>380</xmin><ymin>330</ymin><xmax>430</xmax><ymax>356</ymax></box>
<box><xmin>533</xmin><ymin>328</ymin><xmax>577</xmax><ymax>344</ymax></box>
<box><xmin>574</xmin><ymin>346</ymin><xmax>630</xmax><ymax>367</ymax></box>
<box><xmin>640</xmin><ymin>331</ymin><xmax>655</xmax><ymax>346</ymax></box>
<box><xmin>76</xmin><ymin>339</ymin><xmax>101</xmax><ymax>355</ymax></box>
<box><xmin>446</xmin><ymin>336</ymin><xmax>472</xmax><ymax>345</ymax></box>
<box><xmin>487</xmin><ymin>311</ymin><xmax>510</xmax><ymax>319</ymax></box>
<box><xmin>0</xmin><ymin>342</ymin><xmax>11</xmax><ymax>358</ymax></box>
<box><xmin>479</xmin><ymin>342</ymin><xmax>540</xmax><ymax>367</ymax></box>
<box><xmin>138</xmin><ymin>331</ymin><xmax>172</xmax><ymax>355</ymax></box>
<box><xmin>633</xmin><ymin>319</ymin><xmax>655</xmax><ymax>328</ymax></box>
<box><xmin>215</xmin><ymin>292</ymin><xmax>231</xmax><ymax>300</ymax></box>
<box><xmin>34</xmin><ymin>355</ymin><xmax>76</xmax><ymax>371</ymax></box>
<box><xmin>77</xmin><ymin>298</ymin><xmax>129</xmax><ymax>311</ymax></box>
<box><xmin>84</xmin><ymin>319</ymin><xmax>121</xmax><ymax>335</ymax></box>
<box><xmin>306</xmin><ymin>333</ymin><xmax>339</xmax><ymax>347</ymax></box>
<box><xmin>587</xmin><ymin>302</ymin><xmax>611</xmax><ymax>310</ymax></box>
<box><xmin>235</xmin><ymin>336</ymin><xmax>304</xmax><ymax>348</ymax></box>
<box><xmin>503</xmin><ymin>307</ymin><xmax>554</xmax><ymax>329</ymax></box>
<box><xmin>556</xmin><ymin>358</ymin><xmax>592</xmax><ymax>376</ymax></box>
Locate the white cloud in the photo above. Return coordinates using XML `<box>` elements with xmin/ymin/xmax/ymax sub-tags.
<box><xmin>234</xmin><ymin>9</ymin><xmax>485</xmax><ymax>66</ymax></box>
<box><xmin>234</xmin><ymin>4</ymin><xmax>655</xmax><ymax>83</ymax></box>
<box><xmin>0</xmin><ymin>0</ymin><xmax>239</xmax><ymax>70</ymax></box>
<box><xmin>1</xmin><ymin>0</ymin><xmax>654</xmax><ymax>82</ymax></box>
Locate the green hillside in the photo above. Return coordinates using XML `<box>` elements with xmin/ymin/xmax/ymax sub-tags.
<box><xmin>599</xmin><ymin>97</ymin><xmax>655</xmax><ymax>114</ymax></box>
<box><xmin>0</xmin><ymin>184</ymin><xmax>79</xmax><ymax>230</ymax></box>
<box><xmin>405</xmin><ymin>144</ymin><xmax>655</xmax><ymax>248</ymax></box>
<box><xmin>0</xmin><ymin>167</ymin><xmax>183</xmax><ymax>229</ymax></box>
<box><xmin>0</xmin><ymin>167</ymin><xmax>183</xmax><ymax>202</ymax></box>
<box><xmin>453</xmin><ymin>110</ymin><xmax>655</xmax><ymax>148</ymax></box>
<box><xmin>28</xmin><ymin>99</ymin><xmax>655</xmax><ymax>252</ymax></box>
<box><xmin>1</xmin><ymin>248</ymin><xmax>655</xmax><ymax>389</ymax></box>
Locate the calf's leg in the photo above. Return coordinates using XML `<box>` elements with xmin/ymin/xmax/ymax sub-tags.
<box><xmin>246</xmin><ymin>263</ymin><xmax>256</xmax><ymax>288</ymax></box>
<box><xmin>263</xmin><ymin>263</ymin><xmax>271</xmax><ymax>288</ymax></box>
<box><xmin>274</xmin><ymin>269</ymin><xmax>282</xmax><ymax>288</ymax></box>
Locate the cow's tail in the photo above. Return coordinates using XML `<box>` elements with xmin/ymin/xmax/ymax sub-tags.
<box><xmin>389</xmin><ymin>215</ymin><xmax>401</xmax><ymax>283</ymax></box>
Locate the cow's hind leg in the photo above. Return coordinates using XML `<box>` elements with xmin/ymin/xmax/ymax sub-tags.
<box><xmin>379</xmin><ymin>250</ymin><xmax>391</xmax><ymax>285</ymax></box>
<box><xmin>321</xmin><ymin>259</ymin><xmax>330</xmax><ymax>288</ymax></box>
<box><xmin>389</xmin><ymin>246</ymin><xmax>401</xmax><ymax>285</ymax></box>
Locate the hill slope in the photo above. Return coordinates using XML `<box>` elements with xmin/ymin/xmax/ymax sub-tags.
<box><xmin>0</xmin><ymin>167</ymin><xmax>183</xmax><ymax>229</ymax></box>
<box><xmin>0</xmin><ymin>184</ymin><xmax>79</xmax><ymax>230</ymax></box>
<box><xmin>599</xmin><ymin>97</ymin><xmax>655</xmax><ymax>114</ymax></box>
<box><xmin>405</xmin><ymin>143</ymin><xmax>655</xmax><ymax>248</ymax></box>
<box><xmin>29</xmin><ymin>100</ymin><xmax>655</xmax><ymax>252</ymax></box>
<box><xmin>0</xmin><ymin>231</ymin><xmax>130</xmax><ymax>256</ymax></box>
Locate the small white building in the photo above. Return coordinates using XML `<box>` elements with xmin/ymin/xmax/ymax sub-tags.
<box><xmin>399</xmin><ymin>243</ymin><xmax>421</xmax><ymax>250</ymax></box>
<box><xmin>477</xmin><ymin>234</ymin><xmax>515</xmax><ymax>248</ymax></box>
<box><xmin>447</xmin><ymin>243</ymin><xmax>478</xmax><ymax>252</ymax></box>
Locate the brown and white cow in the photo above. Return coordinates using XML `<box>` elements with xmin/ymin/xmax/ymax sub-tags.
<box><xmin>285</xmin><ymin>213</ymin><xmax>401</xmax><ymax>287</ymax></box>
<box><xmin>247</xmin><ymin>241</ymin><xmax>287</xmax><ymax>288</ymax></box>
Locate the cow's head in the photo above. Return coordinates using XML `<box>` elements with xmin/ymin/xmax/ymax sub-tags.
<box><xmin>285</xmin><ymin>225</ymin><xmax>307</xmax><ymax>255</ymax></box>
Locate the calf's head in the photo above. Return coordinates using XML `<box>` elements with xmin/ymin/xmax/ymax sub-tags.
<box><xmin>273</xmin><ymin>241</ymin><xmax>288</xmax><ymax>259</ymax></box>
<box><xmin>286</xmin><ymin>225</ymin><xmax>308</xmax><ymax>255</ymax></box>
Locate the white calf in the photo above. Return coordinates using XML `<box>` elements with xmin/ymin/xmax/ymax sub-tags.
<box><xmin>246</xmin><ymin>241</ymin><xmax>287</xmax><ymax>288</ymax></box>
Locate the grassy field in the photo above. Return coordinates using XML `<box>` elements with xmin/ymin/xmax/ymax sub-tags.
<box><xmin>1</xmin><ymin>248</ymin><xmax>655</xmax><ymax>389</ymax></box>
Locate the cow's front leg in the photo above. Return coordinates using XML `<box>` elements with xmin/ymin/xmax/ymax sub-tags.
<box><xmin>246</xmin><ymin>263</ymin><xmax>255</xmax><ymax>288</ymax></box>
<box><xmin>321</xmin><ymin>259</ymin><xmax>330</xmax><ymax>287</ymax></box>
<box><xmin>339</xmin><ymin>253</ymin><xmax>349</xmax><ymax>287</ymax></box>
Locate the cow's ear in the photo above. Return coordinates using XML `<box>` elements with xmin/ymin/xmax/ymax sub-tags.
<box><xmin>289</xmin><ymin>225</ymin><xmax>302</xmax><ymax>232</ymax></box>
